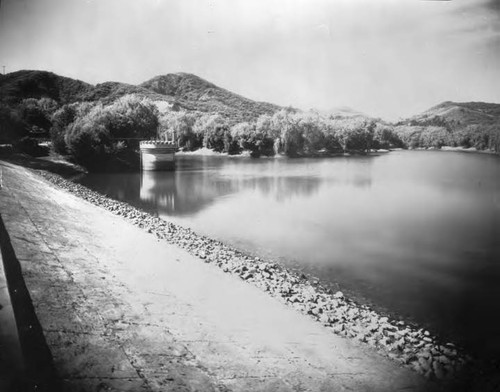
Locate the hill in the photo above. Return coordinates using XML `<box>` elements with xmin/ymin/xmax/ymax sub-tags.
<box><xmin>140</xmin><ymin>73</ymin><xmax>280</xmax><ymax>122</ymax></box>
<box><xmin>319</xmin><ymin>106</ymin><xmax>371</xmax><ymax>119</ymax></box>
<box><xmin>395</xmin><ymin>101</ymin><xmax>500</xmax><ymax>152</ymax></box>
<box><xmin>77</xmin><ymin>81</ymin><xmax>172</xmax><ymax>105</ymax></box>
<box><xmin>0</xmin><ymin>70</ymin><xmax>94</xmax><ymax>104</ymax></box>
<box><xmin>0</xmin><ymin>70</ymin><xmax>281</xmax><ymax>123</ymax></box>
<box><xmin>408</xmin><ymin>101</ymin><xmax>500</xmax><ymax>128</ymax></box>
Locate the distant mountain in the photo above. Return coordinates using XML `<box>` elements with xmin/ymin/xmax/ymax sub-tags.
<box><xmin>318</xmin><ymin>106</ymin><xmax>372</xmax><ymax>119</ymax></box>
<box><xmin>0</xmin><ymin>70</ymin><xmax>281</xmax><ymax>123</ymax></box>
<box><xmin>140</xmin><ymin>73</ymin><xmax>280</xmax><ymax>122</ymax></box>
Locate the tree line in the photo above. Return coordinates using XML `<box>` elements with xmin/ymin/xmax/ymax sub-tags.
<box><xmin>1</xmin><ymin>93</ymin><xmax>499</xmax><ymax>171</ymax></box>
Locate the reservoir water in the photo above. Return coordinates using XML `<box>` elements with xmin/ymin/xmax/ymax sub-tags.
<box><xmin>78</xmin><ymin>150</ymin><xmax>500</xmax><ymax>359</ymax></box>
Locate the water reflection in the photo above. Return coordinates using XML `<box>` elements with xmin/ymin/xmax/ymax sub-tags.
<box><xmin>80</xmin><ymin>173</ymin><xmax>142</xmax><ymax>202</ymax></box>
<box><xmin>138</xmin><ymin>167</ymin><xmax>327</xmax><ymax>216</ymax></box>
<box><xmin>136</xmin><ymin>156</ymin><xmax>375</xmax><ymax>216</ymax></box>
<box><xmin>139</xmin><ymin>170</ymin><xmax>234</xmax><ymax>216</ymax></box>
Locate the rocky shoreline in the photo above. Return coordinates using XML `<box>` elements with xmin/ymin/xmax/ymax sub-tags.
<box><xmin>37</xmin><ymin>169</ymin><xmax>471</xmax><ymax>382</ymax></box>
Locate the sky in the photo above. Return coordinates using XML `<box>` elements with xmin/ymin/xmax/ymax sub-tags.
<box><xmin>0</xmin><ymin>0</ymin><xmax>499</xmax><ymax>120</ymax></box>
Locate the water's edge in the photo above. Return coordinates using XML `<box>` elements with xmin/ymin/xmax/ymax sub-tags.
<box><xmin>35</xmin><ymin>168</ymin><xmax>476</xmax><ymax>384</ymax></box>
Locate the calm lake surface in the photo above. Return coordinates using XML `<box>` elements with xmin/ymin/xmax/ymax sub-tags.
<box><xmin>79</xmin><ymin>150</ymin><xmax>500</xmax><ymax>359</ymax></box>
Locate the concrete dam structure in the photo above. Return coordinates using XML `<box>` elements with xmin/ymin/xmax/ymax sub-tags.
<box><xmin>139</xmin><ymin>140</ymin><xmax>176</xmax><ymax>171</ymax></box>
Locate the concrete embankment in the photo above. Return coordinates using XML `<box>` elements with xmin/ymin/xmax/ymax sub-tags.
<box><xmin>0</xmin><ymin>218</ymin><xmax>25</xmax><ymax>390</ymax></box>
<box><xmin>0</xmin><ymin>159</ymin><xmax>470</xmax><ymax>391</ymax></box>
<box><xmin>0</xmin><ymin>212</ymin><xmax>59</xmax><ymax>391</ymax></box>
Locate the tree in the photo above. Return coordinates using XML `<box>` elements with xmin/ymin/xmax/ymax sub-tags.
<box><xmin>0</xmin><ymin>104</ymin><xmax>27</xmax><ymax>143</ymax></box>
<box><xmin>373</xmin><ymin>124</ymin><xmax>403</xmax><ymax>149</ymax></box>
<box><xmin>230</xmin><ymin>121</ymin><xmax>275</xmax><ymax>157</ymax></box>
<box><xmin>159</xmin><ymin>110</ymin><xmax>200</xmax><ymax>150</ymax></box>
<box><xmin>64</xmin><ymin>95</ymin><xmax>159</xmax><ymax>169</ymax></box>
<box><xmin>230</xmin><ymin>122</ymin><xmax>253</xmax><ymax>155</ymax></box>
<box><xmin>17</xmin><ymin>98</ymin><xmax>54</xmax><ymax>136</ymax></box>
<box><xmin>270</xmin><ymin>109</ymin><xmax>303</xmax><ymax>156</ymax></box>
<box><xmin>297</xmin><ymin>113</ymin><xmax>324</xmax><ymax>153</ymax></box>
<box><xmin>37</xmin><ymin>97</ymin><xmax>59</xmax><ymax>115</ymax></box>
<box><xmin>104</xmin><ymin>94</ymin><xmax>159</xmax><ymax>141</ymax></box>
<box><xmin>193</xmin><ymin>113</ymin><xmax>230</xmax><ymax>152</ymax></box>
<box><xmin>50</xmin><ymin>104</ymin><xmax>77</xmax><ymax>154</ymax></box>
<box><xmin>65</xmin><ymin>113</ymin><xmax>112</xmax><ymax>170</ymax></box>
<box><xmin>322</xmin><ymin>118</ymin><xmax>342</xmax><ymax>153</ymax></box>
<box><xmin>333</xmin><ymin>118</ymin><xmax>374</xmax><ymax>153</ymax></box>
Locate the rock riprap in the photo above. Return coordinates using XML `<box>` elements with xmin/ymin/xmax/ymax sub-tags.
<box><xmin>38</xmin><ymin>170</ymin><xmax>470</xmax><ymax>381</ymax></box>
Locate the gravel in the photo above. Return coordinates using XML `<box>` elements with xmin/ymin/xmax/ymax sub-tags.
<box><xmin>38</xmin><ymin>170</ymin><xmax>471</xmax><ymax>381</ymax></box>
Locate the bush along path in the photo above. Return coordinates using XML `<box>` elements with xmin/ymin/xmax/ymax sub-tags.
<box><xmin>38</xmin><ymin>170</ymin><xmax>471</xmax><ymax>383</ymax></box>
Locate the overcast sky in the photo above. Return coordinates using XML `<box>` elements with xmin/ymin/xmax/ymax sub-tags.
<box><xmin>0</xmin><ymin>0</ymin><xmax>499</xmax><ymax>119</ymax></box>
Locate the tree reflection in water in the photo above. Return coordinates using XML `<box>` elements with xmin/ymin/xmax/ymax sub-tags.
<box><xmin>138</xmin><ymin>155</ymin><xmax>374</xmax><ymax>216</ymax></box>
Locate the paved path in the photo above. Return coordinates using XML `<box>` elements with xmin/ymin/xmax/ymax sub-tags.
<box><xmin>0</xmin><ymin>160</ymin><xmax>432</xmax><ymax>391</ymax></box>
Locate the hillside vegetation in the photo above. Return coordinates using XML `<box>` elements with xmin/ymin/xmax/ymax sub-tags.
<box><xmin>0</xmin><ymin>70</ymin><xmax>93</xmax><ymax>104</ymax></box>
<box><xmin>394</xmin><ymin>101</ymin><xmax>500</xmax><ymax>152</ymax></box>
<box><xmin>0</xmin><ymin>70</ymin><xmax>278</xmax><ymax>123</ymax></box>
<box><xmin>141</xmin><ymin>73</ymin><xmax>280</xmax><ymax>123</ymax></box>
<box><xmin>0</xmin><ymin>70</ymin><xmax>499</xmax><ymax>171</ymax></box>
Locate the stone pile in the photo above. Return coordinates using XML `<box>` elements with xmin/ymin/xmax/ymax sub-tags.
<box><xmin>39</xmin><ymin>170</ymin><xmax>470</xmax><ymax>381</ymax></box>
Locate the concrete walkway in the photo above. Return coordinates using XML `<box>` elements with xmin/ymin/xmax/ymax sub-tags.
<box><xmin>0</xmin><ymin>160</ymin><xmax>431</xmax><ymax>392</ymax></box>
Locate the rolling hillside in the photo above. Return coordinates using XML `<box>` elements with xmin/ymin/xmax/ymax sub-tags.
<box><xmin>77</xmin><ymin>81</ymin><xmax>172</xmax><ymax>105</ymax></box>
<box><xmin>0</xmin><ymin>70</ymin><xmax>281</xmax><ymax>123</ymax></box>
<box><xmin>140</xmin><ymin>73</ymin><xmax>280</xmax><ymax>122</ymax></box>
<box><xmin>395</xmin><ymin>101</ymin><xmax>500</xmax><ymax>151</ymax></box>
<box><xmin>408</xmin><ymin>101</ymin><xmax>500</xmax><ymax>128</ymax></box>
<box><xmin>0</xmin><ymin>70</ymin><xmax>93</xmax><ymax>104</ymax></box>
